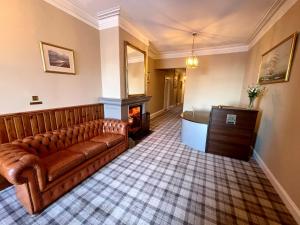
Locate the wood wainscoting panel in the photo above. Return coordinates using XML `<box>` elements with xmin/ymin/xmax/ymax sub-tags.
<box><xmin>0</xmin><ymin>103</ymin><xmax>104</xmax><ymax>145</ymax></box>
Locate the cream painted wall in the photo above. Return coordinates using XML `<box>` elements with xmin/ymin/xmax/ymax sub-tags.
<box><xmin>148</xmin><ymin>58</ymin><xmax>165</xmax><ymax>114</ymax></box>
<box><xmin>128</xmin><ymin>62</ymin><xmax>145</xmax><ymax>95</ymax></box>
<box><xmin>240</xmin><ymin>0</ymin><xmax>300</xmax><ymax>211</ymax></box>
<box><xmin>100</xmin><ymin>27</ymin><xmax>121</xmax><ymax>98</ymax></box>
<box><xmin>156</xmin><ymin>53</ymin><xmax>248</xmax><ymax>112</ymax></box>
<box><xmin>0</xmin><ymin>0</ymin><xmax>101</xmax><ymax>114</ymax></box>
<box><xmin>156</xmin><ymin>57</ymin><xmax>186</xmax><ymax>69</ymax></box>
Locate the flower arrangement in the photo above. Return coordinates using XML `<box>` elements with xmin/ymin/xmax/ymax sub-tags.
<box><xmin>247</xmin><ymin>85</ymin><xmax>265</xmax><ymax>109</ymax></box>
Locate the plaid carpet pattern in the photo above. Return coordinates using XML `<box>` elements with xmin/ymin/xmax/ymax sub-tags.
<box><xmin>0</xmin><ymin>107</ymin><xmax>297</xmax><ymax>225</ymax></box>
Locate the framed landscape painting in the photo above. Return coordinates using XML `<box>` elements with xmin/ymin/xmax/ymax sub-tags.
<box><xmin>257</xmin><ymin>32</ymin><xmax>297</xmax><ymax>84</ymax></box>
<box><xmin>40</xmin><ymin>42</ymin><xmax>75</xmax><ymax>74</ymax></box>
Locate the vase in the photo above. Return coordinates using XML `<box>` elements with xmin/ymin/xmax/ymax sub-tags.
<box><xmin>248</xmin><ymin>96</ymin><xmax>256</xmax><ymax>109</ymax></box>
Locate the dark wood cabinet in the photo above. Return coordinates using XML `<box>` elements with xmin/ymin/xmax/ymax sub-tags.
<box><xmin>205</xmin><ymin>106</ymin><xmax>258</xmax><ymax>161</ymax></box>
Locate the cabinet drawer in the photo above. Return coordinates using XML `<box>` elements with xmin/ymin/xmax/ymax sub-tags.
<box><xmin>210</xmin><ymin>109</ymin><xmax>257</xmax><ymax>130</ymax></box>
<box><xmin>209</xmin><ymin>133</ymin><xmax>252</xmax><ymax>145</ymax></box>
<box><xmin>209</xmin><ymin>126</ymin><xmax>253</xmax><ymax>145</ymax></box>
<box><xmin>209</xmin><ymin>125</ymin><xmax>253</xmax><ymax>137</ymax></box>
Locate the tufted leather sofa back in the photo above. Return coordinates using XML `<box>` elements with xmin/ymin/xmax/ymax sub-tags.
<box><xmin>10</xmin><ymin>119</ymin><xmax>104</xmax><ymax>158</ymax></box>
<box><xmin>102</xmin><ymin>119</ymin><xmax>127</xmax><ymax>135</ymax></box>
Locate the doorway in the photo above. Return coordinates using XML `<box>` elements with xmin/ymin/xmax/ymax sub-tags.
<box><xmin>162</xmin><ymin>68</ymin><xmax>186</xmax><ymax>111</ymax></box>
<box><xmin>164</xmin><ymin>78</ymin><xmax>171</xmax><ymax>110</ymax></box>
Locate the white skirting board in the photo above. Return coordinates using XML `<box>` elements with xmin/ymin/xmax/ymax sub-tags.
<box><xmin>254</xmin><ymin>151</ymin><xmax>300</xmax><ymax>224</ymax></box>
<box><xmin>150</xmin><ymin>109</ymin><xmax>165</xmax><ymax>119</ymax></box>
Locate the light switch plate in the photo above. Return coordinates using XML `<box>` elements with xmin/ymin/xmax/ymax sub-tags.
<box><xmin>32</xmin><ymin>96</ymin><xmax>39</xmax><ymax>101</ymax></box>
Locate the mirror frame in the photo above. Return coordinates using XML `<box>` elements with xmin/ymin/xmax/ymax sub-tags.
<box><xmin>124</xmin><ymin>41</ymin><xmax>147</xmax><ymax>97</ymax></box>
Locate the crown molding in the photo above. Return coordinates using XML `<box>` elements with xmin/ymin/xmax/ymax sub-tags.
<box><xmin>97</xmin><ymin>6</ymin><xmax>149</xmax><ymax>46</ymax></box>
<box><xmin>97</xmin><ymin>6</ymin><xmax>120</xmax><ymax>30</ymax></box>
<box><xmin>148</xmin><ymin>46</ymin><xmax>160</xmax><ymax>59</ymax></box>
<box><xmin>97</xmin><ymin>6</ymin><xmax>120</xmax><ymax>20</ymax></box>
<box><xmin>248</xmin><ymin>0</ymin><xmax>284</xmax><ymax>42</ymax></box>
<box><xmin>43</xmin><ymin>1</ymin><xmax>149</xmax><ymax>46</ymax></box>
<box><xmin>119</xmin><ymin>17</ymin><xmax>149</xmax><ymax>46</ymax></box>
<box><xmin>43</xmin><ymin>0</ymin><xmax>98</xmax><ymax>29</ymax></box>
<box><xmin>248</xmin><ymin>0</ymin><xmax>298</xmax><ymax>48</ymax></box>
<box><xmin>158</xmin><ymin>45</ymin><xmax>249</xmax><ymax>59</ymax></box>
<box><xmin>97</xmin><ymin>16</ymin><xmax>149</xmax><ymax>46</ymax></box>
<box><xmin>43</xmin><ymin>0</ymin><xmax>297</xmax><ymax>58</ymax></box>
<box><xmin>98</xmin><ymin>15</ymin><xmax>119</xmax><ymax>30</ymax></box>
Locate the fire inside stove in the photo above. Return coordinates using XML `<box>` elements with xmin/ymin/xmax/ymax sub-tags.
<box><xmin>128</xmin><ymin>105</ymin><xmax>142</xmax><ymax>133</ymax></box>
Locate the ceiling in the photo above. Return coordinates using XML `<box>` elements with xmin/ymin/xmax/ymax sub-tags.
<box><xmin>67</xmin><ymin>0</ymin><xmax>284</xmax><ymax>53</ymax></box>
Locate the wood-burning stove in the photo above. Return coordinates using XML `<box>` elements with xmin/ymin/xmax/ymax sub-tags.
<box><xmin>128</xmin><ymin>105</ymin><xmax>142</xmax><ymax>134</ymax></box>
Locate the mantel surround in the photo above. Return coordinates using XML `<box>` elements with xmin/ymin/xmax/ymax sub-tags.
<box><xmin>100</xmin><ymin>95</ymin><xmax>151</xmax><ymax>120</ymax></box>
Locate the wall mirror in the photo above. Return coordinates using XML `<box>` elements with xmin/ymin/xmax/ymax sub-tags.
<box><xmin>125</xmin><ymin>42</ymin><xmax>146</xmax><ymax>97</ymax></box>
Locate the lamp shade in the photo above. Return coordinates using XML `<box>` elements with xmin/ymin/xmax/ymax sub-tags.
<box><xmin>186</xmin><ymin>32</ymin><xmax>199</xmax><ymax>68</ymax></box>
<box><xmin>186</xmin><ymin>56</ymin><xmax>198</xmax><ymax>68</ymax></box>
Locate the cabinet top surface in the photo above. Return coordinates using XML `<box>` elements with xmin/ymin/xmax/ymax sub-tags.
<box><xmin>212</xmin><ymin>106</ymin><xmax>259</xmax><ymax>112</ymax></box>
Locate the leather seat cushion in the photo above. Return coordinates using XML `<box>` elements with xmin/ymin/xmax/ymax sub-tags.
<box><xmin>42</xmin><ymin>151</ymin><xmax>85</xmax><ymax>182</ymax></box>
<box><xmin>90</xmin><ymin>133</ymin><xmax>125</xmax><ymax>148</ymax></box>
<box><xmin>66</xmin><ymin>141</ymin><xmax>107</xmax><ymax>159</ymax></box>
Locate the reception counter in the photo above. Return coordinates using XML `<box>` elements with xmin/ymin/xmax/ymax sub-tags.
<box><xmin>181</xmin><ymin>111</ymin><xmax>210</xmax><ymax>152</ymax></box>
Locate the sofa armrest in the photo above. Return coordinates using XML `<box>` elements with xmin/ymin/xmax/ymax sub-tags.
<box><xmin>102</xmin><ymin>119</ymin><xmax>128</xmax><ymax>136</ymax></box>
<box><xmin>0</xmin><ymin>144</ymin><xmax>46</xmax><ymax>189</ymax></box>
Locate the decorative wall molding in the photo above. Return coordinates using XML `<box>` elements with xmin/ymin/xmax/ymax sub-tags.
<box><xmin>97</xmin><ymin>6</ymin><xmax>149</xmax><ymax>46</ymax></box>
<box><xmin>43</xmin><ymin>0</ymin><xmax>298</xmax><ymax>57</ymax></box>
<box><xmin>97</xmin><ymin>6</ymin><xmax>120</xmax><ymax>20</ymax></box>
<box><xmin>148</xmin><ymin>46</ymin><xmax>160</xmax><ymax>59</ymax></box>
<box><xmin>248</xmin><ymin>0</ymin><xmax>284</xmax><ymax>43</ymax></box>
<box><xmin>158</xmin><ymin>45</ymin><xmax>249</xmax><ymax>59</ymax></box>
<box><xmin>97</xmin><ymin>6</ymin><xmax>120</xmax><ymax>30</ymax></box>
<box><xmin>254</xmin><ymin>151</ymin><xmax>300</xmax><ymax>224</ymax></box>
<box><xmin>98</xmin><ymin>16</ymin><xmax>119</xmax><ymax>30</ymax></box>
<box><xmin>249</xmin><ymin>0</ymin><xmax>298</xmax><ymax>48</ymax></box>
<box><xmin>43</xmin><ymin>0</ymin><xmax>98</xmax><ymax>29</ymax></box>
<box><xmin>119</xmin><ymin>17</ymin><xmax>149</xmax><ymax>46</ymax></box>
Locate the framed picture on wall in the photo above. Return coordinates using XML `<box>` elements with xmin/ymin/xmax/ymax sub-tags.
<box><xmin>40</xmin><ymin>42</ymin><xmax>76</xmax><ymax>74</ymax></box>
<box><xmin>257</xmin><ymin>32</ymin><xmax>297</xmax><ymax>84</ymax></box>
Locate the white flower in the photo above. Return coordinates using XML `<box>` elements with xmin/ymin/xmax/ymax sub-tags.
<box><xmin>247</xmin><ymin>84</ymin><xmax>265</xmax><ymax>98</ymax></box>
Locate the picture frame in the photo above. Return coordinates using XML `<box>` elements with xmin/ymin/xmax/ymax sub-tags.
<box><xmin>257</xmin><ymin>32</ymin><xmax>297</xmax><ymax>84</ymax></box>
<box><xmin>40</xmin><ymin>42</ymin><xmax>76</xmax><ymax>74</ymax></box>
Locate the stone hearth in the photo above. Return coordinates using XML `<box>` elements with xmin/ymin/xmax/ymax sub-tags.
<box><xmin>100</xmin><ymin>95</ymin><xmax>151</xmax><ymax>120</ymax></box>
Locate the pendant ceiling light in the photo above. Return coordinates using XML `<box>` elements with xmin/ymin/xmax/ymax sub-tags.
<box><xmin>186</xmin><ymin>32</ymin><xmax>198</xmax><ymax>68</ymax></box>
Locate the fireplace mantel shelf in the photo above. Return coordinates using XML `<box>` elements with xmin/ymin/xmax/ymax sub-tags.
<box><xmin>100</xmin><ymin>96</ymin><xmax>152</xmax><ymax>106</ymax></box>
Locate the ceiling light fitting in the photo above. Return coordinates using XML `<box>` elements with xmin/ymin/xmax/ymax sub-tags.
<box><xmin>186</xmin><ymin>32</ymin><xmax>199</xmax><ymax>68</ymax></box>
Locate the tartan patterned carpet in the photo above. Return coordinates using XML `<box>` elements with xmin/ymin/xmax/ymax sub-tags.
<box><xmin>0</xmin><ymin>107</ymin><xmax>296</xmax><ymax>225</ymax></box>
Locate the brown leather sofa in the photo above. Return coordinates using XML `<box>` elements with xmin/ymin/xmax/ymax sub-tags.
<box><xmin>0</xmin><ymin>105</ymin><xmax>128</xmax><ymax>214</ymax></box>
